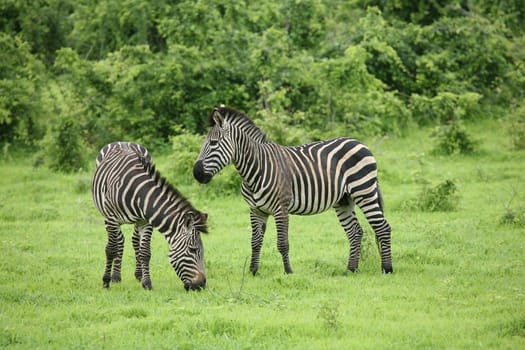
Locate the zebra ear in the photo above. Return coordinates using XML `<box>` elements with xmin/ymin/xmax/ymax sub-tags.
<box><xmin>212</xmin><ymin>110</ymin><xmax>225</xmax><ymax>129</ymax></box>
<box><xmin>198</xmin><ymin>212</ymin><xmax>209</xmax><ymax>234</ymax></box>
<box><xmin>183</xmin><ymin>212</ymin><xmax>195</xmax><ymax>230</ymax></box>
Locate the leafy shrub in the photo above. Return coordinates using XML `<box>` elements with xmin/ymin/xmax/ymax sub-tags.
<box><xmin>354</xmin><ymin>6</ymin><xmax>419</xmax><ymax>97</ymax></box>
<box><xmin>415</xmin><ymin>14</ymin><xmax>514</xmax><ymax>100</ymax></box>
<box><xmin>431</xmin><ymin>120</ymin><xmax>477</xmax><ymax>155</ymax></box>
<box><xmin>411</xmin><ymin>92</ymin><xmax>479</xmax><ymax>155</ymax></box>
<box><xmin>500</xmin><ymin>207</ymin><xmax>525</xmax><ymax>226</ymax></box>
<box><xmin>0</xmin><ymin>33</ymin><xmax>46</xmax><ymax>146</ymax></box>
<box><xmin>410</xmin><ymin>92</ymin><xmax>481</xmax><ymax>126</ymax></box>
<box><xmin>168</xmin><ymin>133</ymin><xmax>203</xmax><ymax>186</ymax></box>
<box><xmin>254</xmin><ymin>85</ymin><xmax>311</xmax><ymax>145</ymax></box>
<box><xmin>411</xmin><ymin>179</ymin><xmax>460</xmax><ymax>212</ymax></box>
<box><xmin>499</xmin><ymin>190</ymin><xmax>525</xmax><ymax>226</ymax></box>
<box><xmin>39</xmin><ymin>116</ymin><xmax>86</xmax><ymax>173</ymax></box>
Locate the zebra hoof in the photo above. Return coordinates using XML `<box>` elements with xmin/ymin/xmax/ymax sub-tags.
<box><xmin>103</xmin><ymin>274</ymin><xmax>111</xmax><ymax>288</ymax></box>
<box><xmin>141</xmin><ymin>278</ymin><xmax>152</xmax><ymax>290</ymax></box>
<box><xmin>382</xmin><ymin>266</ymin><xmax>393</xmax><ymax>274</ymax></box>
<box><xmin>111</xmin><ymin>274</ymin><xmax>121</xmax><ymax>283</ymax></box>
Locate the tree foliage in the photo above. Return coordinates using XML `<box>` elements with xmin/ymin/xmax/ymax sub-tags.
<box><xmin>1</xmin><ymin>0</ymin><xmax>524</xmax><ymax>171</ymax></box>
<box><xmin>0</xmin><ymin>33</ymin><xmax>46</xmax><ymax>146</ymax></box>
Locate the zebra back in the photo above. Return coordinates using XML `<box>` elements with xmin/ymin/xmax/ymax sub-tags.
<box><xmin>95</xmin><ymin>141</ymin><xmax>151</xmax><ymax>167</ymax></box>
<box><xmin>93</xmin><ymin>144</ymin><xmax>207</xmax><ymax>234</ymax></box>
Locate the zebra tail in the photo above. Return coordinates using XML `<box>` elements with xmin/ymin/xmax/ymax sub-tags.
<box><xmin>377</xmin><ymin>182</ymin><xmax>385</xmax><ymax>212</ymax></box>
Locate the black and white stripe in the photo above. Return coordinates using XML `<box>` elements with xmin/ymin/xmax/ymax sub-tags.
<box><xmin>92</xmin><ymin>142</ymin><xmax>208</xmax><ymax>290</ymax></box>
<box><xmin>194</xmin><ymin>107</ymin><xmax>392</xmax><ymax>275</ymax></box>
<box><xmin>95</xmin><ymin>142</ymin><xmax>151</xmax><ymax>167</ymax></box>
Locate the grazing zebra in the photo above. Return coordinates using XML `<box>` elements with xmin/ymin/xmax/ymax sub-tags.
<box><xmin>92</xmin><ymin>142</ymin><xmax>208</xmax><ymax>290</ymax></box>
<box><xmin>193</xmin><ymin>106</ymin><xmax>392</xmax><ymax>275</ymax></box>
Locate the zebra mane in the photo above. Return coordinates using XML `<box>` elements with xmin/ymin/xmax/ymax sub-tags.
<box><xmin>210</xmin><ymin>106</ymin><xmax>269</xmax><ymax>143</ymax></box>
<box><xmin>140</xmin><ymin>156</ymin><xmax>208</xmax><ymax>233</ymax></box>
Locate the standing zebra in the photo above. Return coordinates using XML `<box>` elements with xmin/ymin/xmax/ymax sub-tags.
<box><xmin>194</xmin><ymin>106</ymin><xmax>392</xmax><ymax>275</ymax></box>
<box><xmin>92</xmin><ymin>142</ymin><xmax>208</xmax><ymax>290</ymax></box>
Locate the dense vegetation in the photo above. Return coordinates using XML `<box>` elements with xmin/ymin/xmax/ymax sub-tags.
<box><xmin>1</xmin><ymin>0</ymin><xmax>525</xmax><ymax>171</ymax></box>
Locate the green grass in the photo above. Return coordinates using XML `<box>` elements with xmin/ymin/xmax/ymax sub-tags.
<box><xmin>1</xmin><ymin>119</ymin><xmax>524</xmax><ymax>349</ymax></box>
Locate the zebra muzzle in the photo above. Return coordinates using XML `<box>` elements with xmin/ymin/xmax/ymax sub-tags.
<box><xmin>193</xmin><ymin>160</ymin><xmax>212</xmax><ymax>184</ymax></box>
<box><xmin>184</xmin><ymin>272</ymin><xmax>206</xmax><ymax>291</ymax></box>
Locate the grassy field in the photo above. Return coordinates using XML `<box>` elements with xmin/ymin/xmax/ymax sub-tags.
<box><xmin>1</xmin><ymin>119</ymin><xmax>524</xmax><ymax>349</ymax></box>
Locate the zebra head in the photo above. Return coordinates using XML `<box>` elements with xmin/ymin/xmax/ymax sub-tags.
<box><xmin>169</xmin><ymin>211</ymin><xmax>208</xmax><ymax>291</ymax></box>
<box><xmin>193</xmin><ymin>107</ymin><xmax>235</xmax><ymax>184</ymax></box>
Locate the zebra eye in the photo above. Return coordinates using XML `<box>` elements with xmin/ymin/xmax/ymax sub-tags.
<box><xmin>209</xmin><ymin>140</ymin><xmax>219</xmax><ymax>146</ymax></box>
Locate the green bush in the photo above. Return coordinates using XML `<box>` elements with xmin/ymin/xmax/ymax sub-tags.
<box><xmin>431</xmin><ymin>121</ymin><xmax>478</xmax><ymax>155</ymax></box>
<box><xmin>0</xmin><ymin>33</ymin><xmax>46</xmax><ymax>146</ymax></box>
<box><xmin>414</xmin><ymin>14</ymin><xmax>515</xmax><ymax>100</ymax></box>
<box><xmin>500</xmin><ymin>207</ymin><xmax>525</xmax><ymax>226</ymax></box>
<box><xmin>499</xmin><ymin>190</ymin><xmax>525</xmax><ymax>226</ymax></box>
<box><xmin>412</xmin><ymin>179</ymin><xmax>460</xmax><ymax>212</ymax></box>
<box><xmin>168</xmin><ymin>133</ymin><xmax>203</xmax><ymax>186</ymax></box>
<box><xmin>39</xmin><ymin>116</ymin><xmax>86</xmax><ymax>173</ymax></box>
<box><xmin>410</xmin><ymin>92</ymin><xmax>481</xmax><ymax>126</ymax></box>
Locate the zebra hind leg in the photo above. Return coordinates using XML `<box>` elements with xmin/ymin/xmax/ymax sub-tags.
<box><xmin>356</xmin><ymin>190</ymin><xmax>393</xmax><ymax>274</ymax></box>
<box><xmin>103</xmin><ymin>220</ymin><xmax>122</xmax><ymax>288</ymax></box>
<box><xmin>132</xmin><ymin>225</ymin><xmax>142</xmax><ymax>281</ymax></box>
<box><xmin>374</xmin><ymin>220</ymin><xmax>393</xmax><ymax>274</ymax></box>
<box><xmin>334</xmin><ymin>205</ymin><xmax>363</xmax><ymax>273</ymax></box>
<box><xmin>111</xmin><ymin>229</ymin><xmax>125</xmax><ymax>283</ymax></box>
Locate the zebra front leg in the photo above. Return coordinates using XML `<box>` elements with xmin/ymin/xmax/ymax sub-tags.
<box><xmin>335</xmin><ymin>205</ymin><xmax>363</xmax><ymax>273</ymax></box>
<box><xmin>103</xmin><ymin>220</ymin><xmax>122</xmax><ymax>288</ymax></box>
<box><xmin>249</xmin><ymin>209</ymin><xmax>268</xmax><ymax>275</ymax></box>
<box><xmin>274</xmin><ymin>208</ymin><xmax>293</xmax><ymax>274</ymax></box>
<box><xmin>138</xmin><ymin>224</ymin><xmax>154</xmax><ymax>290</ymax></box>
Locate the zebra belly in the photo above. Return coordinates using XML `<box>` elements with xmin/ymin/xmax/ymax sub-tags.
<box><xmin>241</xmin><ymin>186</ymin><xmax>277</xmax><ymax>215</ymax></box>
<box><xmin>241</xmin><ymin>187</ymin><xmax>341</xmax><ymax>216</ymax></box>
<box><xmin>287</xmin><ymin>193</ymin><xmax>341</xmax><ymax>215</ymax></box>
<box><xmin>100</xmin><ymin>206</ymin><xmax>143</xmax><ymax>225</ymax></box>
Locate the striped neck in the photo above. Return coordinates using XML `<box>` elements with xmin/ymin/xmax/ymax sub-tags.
<box><xmin>231</xmin><ymin>126</ymin><xmax>268</xmax><ymax>192</ymax></box>
<box><xmin>139</xmin><ymin>166</ymin><xmax>194</xmax><ymax>236</ymax></box>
